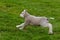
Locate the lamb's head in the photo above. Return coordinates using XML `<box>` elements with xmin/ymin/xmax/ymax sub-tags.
<box><xmin>20</xmin><ymin>10</ymin><xmax>30</xmax><ymax>18</ymax></box>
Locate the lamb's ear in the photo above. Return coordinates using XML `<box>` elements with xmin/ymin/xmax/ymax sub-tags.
<box><xmin>23</xmin><ymin>9</ymin><xmax>27</xmax><ymax>12</ymax></box>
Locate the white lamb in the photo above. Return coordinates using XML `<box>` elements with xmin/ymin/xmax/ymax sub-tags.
<box><xmin>16</xmin><ymin>10</ymin><xmax>54</xmax><ymax>34</ymax></box>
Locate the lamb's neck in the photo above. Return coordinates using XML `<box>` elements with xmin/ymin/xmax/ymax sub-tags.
<box><xmin>24</xmin><ymin>14</ymin><xmax>30</xmax><ymax>18</ymax></box>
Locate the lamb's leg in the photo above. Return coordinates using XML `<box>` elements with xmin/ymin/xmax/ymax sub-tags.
<box><xmin>16</xmin><ymin>23</ymin><xmax>25</xmax><ymax>30</ymax></box>
<box><xmin>16</xmin><ymin>23</ymin><xmax>24</xmax><ymax>28</ymax></box>
<box><xmin>47</xmin><ymin>23</ymin><xmax>53</xmax><ymax>34</ymax></box>
<box><xmin>19</xmin><ymin>23</ymin><xmax>25</xmax><ymax>30</ymax></box>
<box><xmin>16</xmin><ymin>21</ymin><xmax>29</xmax><ymax>30</ymax></box>
<box><xmin>40</xmin><ymin>23</ymin><xmax>53</xmax><ymax>34</ymax></box>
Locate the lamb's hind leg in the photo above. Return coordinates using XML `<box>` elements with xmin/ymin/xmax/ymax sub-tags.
<box><xmin>40</xmin><ymin>23</ymin><xmax>53</xmax><ymax>34</ymax></box>
<box><xmin>47</xmin><ymin>23</ymin><xmax>53</xmax><ymax>34</ymax></box>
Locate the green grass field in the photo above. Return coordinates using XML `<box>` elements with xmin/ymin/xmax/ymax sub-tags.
<box><xmin>0</xmin><ymin>0</ymin><xmax>60</xmax><ymax>40</ymax></box>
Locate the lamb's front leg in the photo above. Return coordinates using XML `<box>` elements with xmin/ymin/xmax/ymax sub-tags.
<box><xmin>16</xmin><ymin>23</ymin><xmax>25</xmax><ymax>30</ymax></box>
<box><xmin>16</xmin><ymin>21</ymin><xmax>29</xmax><ymax>30</ymax></box>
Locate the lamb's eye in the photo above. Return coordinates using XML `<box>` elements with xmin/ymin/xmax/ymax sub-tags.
<box><xmin>22</xmin><ymin>13</ymin><xmax>24</xmax><ymax>15</ymax></box>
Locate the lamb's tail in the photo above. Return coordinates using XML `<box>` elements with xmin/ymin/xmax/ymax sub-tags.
<box><xmin>49</xmin><ymin>17</ymin><xmax>55</xmax><ymax>20</ymax></box>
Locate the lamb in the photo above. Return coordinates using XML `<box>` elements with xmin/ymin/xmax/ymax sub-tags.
<box><xmin>16</xmin><ymin>10</ymin><xmax>54</xmax><ymax>34</ymax></box>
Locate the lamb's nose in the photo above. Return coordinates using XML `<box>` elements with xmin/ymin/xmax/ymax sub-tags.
<box><xmin>20</xmin><ymin>14</ymin><xmax>24</xmax><ymax>17</ymax></box>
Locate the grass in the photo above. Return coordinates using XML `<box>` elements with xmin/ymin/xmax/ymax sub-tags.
<box><xmin>0</xmin><ymin>0</ymin><xmax>60</xmax><ymax>40</ymax></box>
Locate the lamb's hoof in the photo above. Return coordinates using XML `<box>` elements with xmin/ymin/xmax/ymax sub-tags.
<box><xmin>49</xmin><ymin>33</ymin><xmax>53</xmax><ymax>35</ymax></box>
<box><xmin>16</xmin><ymin>25</ymin><xmax>20</xmax><ymax>28</ymax></box>
<box><xmin>19</xmin><ymin>28</ymin><xmax>23</xmax><ymax>30</ymax></box>
<box><xmin>48</xmin><ymin>32</ymin><xmax>54</xmax><ymax>35</ymax></box>
<box><xmin>16</xmin><ymin>25</ymin><xmax>22</xmax><ymax>29</ymax></box>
